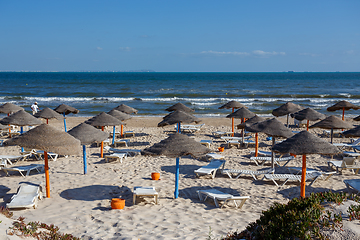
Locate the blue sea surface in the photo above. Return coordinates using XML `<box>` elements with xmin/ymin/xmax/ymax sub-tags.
<box><xmin>1</xmin><ymin>72</ymin><xmax>359</xmax><ymax>117</ymax></box>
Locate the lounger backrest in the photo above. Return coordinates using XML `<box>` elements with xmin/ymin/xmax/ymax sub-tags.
<box><xmin>353</xmin><ymin>138</ymin><xmax>360</xmax><ymax>145</ymax></box>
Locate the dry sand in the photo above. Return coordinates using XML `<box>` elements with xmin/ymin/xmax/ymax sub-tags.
<box><xmin>1</xmin><ymin>116</ymin><xmax>360</xmax><ymax>239</ymax></box>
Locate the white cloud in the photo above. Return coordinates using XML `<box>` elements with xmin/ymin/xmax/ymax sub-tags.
<box><xmin>345</xmin><ymin>50</ymin><xmax>355</xmax><ymax>55</ymax></box>
<box><xmin>96</xmin><ymin>47</ymin><xmax>103</xmax><ymax>50</ymax></box>
<box><xmin>253</xmin><ymin>50</ymin><xmax>285</xmax><ymax>56</ymax></box>
<box><xmin>201</xmin><ymin>50</ymin><xmax>249</xmax><ymax>56</ymax></box>
<box><xmin>119</xmin><ymin>47</ymin><xmax>131</xmax><ymax>52</ymax></box>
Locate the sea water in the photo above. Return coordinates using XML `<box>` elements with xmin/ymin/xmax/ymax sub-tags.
<box><xmin>1</xmin><ymin>72</ymin><xmax>359</xmax><ymax>117</ymax></box>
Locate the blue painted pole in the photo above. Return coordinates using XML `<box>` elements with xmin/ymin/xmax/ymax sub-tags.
<box><xmin>178</xmin><ymin>122</ymin><xmax>181</xmax><ymax>133</ymax></box>
<box><xmin>174</xmin><ymin>157</ymin><xmax>180</xmax><ymax>198</ymax></box>
<box><xmin>63</xmin><ymin>113</ymin><xmax>67</xmax><ymax>132</ymax></box>
<box><xmin>83</xmin><ymin>145</ymin><xmax>87</xmax><ymax>174</ymax></box>
<box><xmin>112</xmin><ymin>126</ymin><xmax>116</xmax><ymax>145</ymax></box>
<box><xmin>20</xmin><ymin>126</ymin><xmax>24</xmax><ymax>152</ymax></box>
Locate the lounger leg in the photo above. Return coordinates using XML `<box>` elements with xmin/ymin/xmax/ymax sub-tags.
<box><xmin>133</xmin><ymin>195</ymin><xmax>136</xmax><ymax>205</ymax></box>
<box><xmin>235</xmin><ymin>173</ymin><xmax>243</xmax><ymax>179</ymax></box>
<box><xmin>213</xmin><ymin>198</ymin><xmax>219</xmax><ymax>207</ymax></box>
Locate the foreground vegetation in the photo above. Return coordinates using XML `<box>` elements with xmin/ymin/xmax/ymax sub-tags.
<box><xmin>221</xmin><ymin>191</ymin><xmax>360</xmax><ymax>240</ymax></box>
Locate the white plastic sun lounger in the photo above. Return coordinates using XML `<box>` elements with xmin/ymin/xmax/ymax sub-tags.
<box><xmin>33</xmin><ymin>151</ymin><xmax>59</xmax><ymax>161</ymax></box>
<box><xmin>250</xmin><ymin>156</ymin><xmax>294</xmax><ymax>167</ymax></box>
<box><xmin>197</xmin><ymin>189</ymin><xmax>250</xmax><ymax>209</ymax></box>
<box><xmin>342</xmin><ymin>151</ymin><xmax>360</xmax><ymax>158</ymax></box>
<box><xmin>200</xmin><ymin>140</ymin><xmax>212</xmax><ymax>148</ymax></box>
<box><xmin>205</xmin><ymin>153</ymin><xmax>225</xmax><ymax>161</ymax></box>
<box><xmin>104</xmin><ymin>153</ymin><xmax>127</xmax><ymax>163</ymax></box>
<box><xmin>6</xmin><ymin>182</ymin><xmax>43</xmax><ymax>209</ymax></box>
<box><xmin>0</xmin><ymin>154</ymin><xmax>33</xmax><ymax>166</ymax></box>
<box><xmin>221</xmin><ymin>168</ymin><xmax>275</xmax><ymax>180</ymax></box>
<box><xmin>133</xmin><ymin>186</ymin><xmax>158</xmax><ymax>205</ymax></box>
<box><xmin>104</xmin><ymin>146</ymin><xmax>141</xmax><ymax>157</ymax></box>
<box><xmin>333</xmin><ymin>138</ymin><xmax>360</xmax><ymax>150</ymax></box>
<box><xmin>194</xmin><ymin>160</ymin><xmax>226</xmax><ymax>179</ymax></box>
<box><xmin>212</xmin><ymin>131</ymin><xmax>234</xmax><ymax>138</ymax></box>
<box><xmin>263</xmin><ymin>171</ymin><xmax>334</xmax><ymax>187</ymax></box>
<box><xmin>344</xmin><ymin>179</ymin><xmax>360</xmax><ymax>195</ymax></box>
<box><xmin>328</xmin><ymin>157</ymin><xmax>360</xmax><ymax>174</ymax></box>
<box><xmin>1</xmin><ymin>164</ymin><xmax>45</xmax><ymax>177</ymax></box>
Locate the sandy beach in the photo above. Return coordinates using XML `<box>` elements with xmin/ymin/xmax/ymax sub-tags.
<box><xmin>1</xmin><ymin>116</ymin><xmax>360</xmax><ymax>239</ymax></box>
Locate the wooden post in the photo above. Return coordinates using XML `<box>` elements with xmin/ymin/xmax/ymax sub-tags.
<box><xmin>300</xmin><ymin>155</ymin><xmax>306</xmax><ymax>198</ymax></box>
<box><xmin>44</xmin><ymin>152</ymin><xmax>50</xmax><ymax>198</ymax></box>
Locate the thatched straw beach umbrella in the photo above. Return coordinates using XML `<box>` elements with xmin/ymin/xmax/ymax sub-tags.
<box><xmin>219</xmin><ymin>100</ymin><xmax>247</xmax><ymax>136</ymax></box>
<box><xmin>85</xmin><ymin>112</ymin><xmax>123</xmax><ymax>158</ymax></box>
<box><xmin>113</xmin><ymin>104</ymin><xmax>138</xmax><ymax>114</ymax></box>
<box><xmin>272</xmin><ymin>102</ymin><xmax>303</xmax><ymax>127</ymax></box>
<box><xmin>237</xmin><ymin>115</ymin><xmax>266</xmax><ymax>157</ymax></box>
<box><xmin>35</xmin><ymin>107</ymin><xmax>64</xmax><ymax>124</ymax></box>
<box><xmin>5</xmin><ymin>124</ymin><xmax>81</xmax><ymax>198</ymax></box>
<box><xmin>165</xmin><ymin>102</ymin><xmax>194</xmax><ymax>113</ymax></box>
<box><xmin>226</xmin><ymin>107</ymin><xmax>256</xmax><ymax>144</ymax></box>
<box><xmin>142</xmin><ymin>133</ymin><xmax>211</xmax><ymax>198</ymax></box>
<box><xmin>341</xmin><ymin>126</ymin><xmax>360</xmax><ymax>138</ymax></box>
<box><xmin>272</xmin><ymin>131</ymin><xmax>340</xmax><ymax>198</ymax></box>
<box><xmin>246</xmin><ymin>118</ymin><xmax>294</xmax><ymax>168</ymax></box>
<box><xmin>0</xmin><ymin>103</ymin><xmax>24</xmax><ymax>137</ymax></box>
<box><xmin>291</xmin><ymin>108</ymin><xmax>326</xmax><ymax>131</ymax></box>
<box><xmin>158</xmin><ymin>110</ymin><xmax>201</xmax><ymax>133</ymax></box>
<box><xmin>68</xmin><ymin>123</ymin><xmax>108</xmax><ymax>174</ymax></box>
<box><xmin>108</xmin><ymin>109</ymin><xmax>132</xmax><ymax>139</ymax></box>
<box><xmin>309</xmin><ymin>115</ymin><xmax>353</xmax><ymax>143</ymax></box>
<box><xmin>54</xmin><ymin>104</ymin><xmax>79</xmax><ymax>132</ymax></box>
<box><xmin>0</xmin><ymin>110</ymin><xmax>43</xmax><ymax>148</ymax></box>
<box><xmin>327</xmin><ymin>100</ymin><xmax>360</xmax><ymax>121</ymax></box>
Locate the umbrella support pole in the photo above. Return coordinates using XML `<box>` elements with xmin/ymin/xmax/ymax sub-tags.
<box><xmin>231</xmin><ymin>107</ymin><xmax>235</xmax><ymax>137</ymax></box>
<box><xmin>63</xmin><ymin>113</ymin><xmax>67</xmax><ymax>132</ymax></box>
<box><xmin>255</xmin><ymin>133</ymin><xmax>258</xmax><ymax>157</ymax></box>
<box><xmin>307</xmin><ymin>120</ymin><xmax>309</xmax><ymax>131</ymax></box>
<box><xmin>112</xmin><ymin>126</ymin><xmax>116</xmax><ymax>145</ymax></box>
<box><xmin>271</xmin><ymin>138</ymin><xmax>275</xmax><ymax>169</ymax></box>
<box><xmin>178</xmin><ymin>122</ymin><xmax>181</xmax><ymax>133</ymax></box>
<box><xmin>287</xmin><ymin>114</ymin><xmax>289</xmax><ymax>128</ymax></box>
<box><xmin>342</xmin><ymin>108</ymin><xmax>345</xmax><ymax>131</ymax></box>
<box><xmin>83</xmin><ymin>145</ymin><xmax>87</xmax><ymax>174</ymax></box>
<box><xmin>44</xmin><ymin>152</ymin><xmax>50</xmax><ymax>198</ymax></box>
<box><xmin>101</xmin><ymin>126</ymin><xmax>104</xmax><ymax>158</ymax></box>
<box><xmin>331</xmin><ymin>128</ymin><xmax>333</xmax><ymax>144</ymax></box>
<box><xmin>300</xmin><ymin>155</ymin><xmax>306</xmax><ymax>198</ymax></box>
<box><xmin>121</xmin><ymin>125</ymin><xmax>123</xmax><ymax>138</ymax></box>
<box><xmin>174</xmin><ymin>157</ymin><xmax>179</xmax><ymax>199</ymax></box>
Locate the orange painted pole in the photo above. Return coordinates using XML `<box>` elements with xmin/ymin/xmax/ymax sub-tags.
<box><xmin>121</xmin><ymin>125</ymin><xmax>123</xmax><ymax>138</ymax></box>
<box><xmin>44</xmin><ymin>151</ymin><xmax>50</xmax><ymax>198</ymax></box>
<box><xmin>46</xmin><ymin>119</ymin><xmax>49</xmax><ymax>124</ymax></box>
<box><xmin>255</xmin><ymin>133</ymin><xmax>258</xmax><ymax>157</ymax></box>
<box><xmin>300</xmin><ymin>155</ymin><xmax>306</xmax><ymax>198</ymax></box>
<box><xmin>101</xmin><ymin>126</ymin><xmax>104</xmax><ymax>158</ymax></box>
<box><xmin>306</xmin><ymin>120</ymin><xmax>309</xmax><ymax>131</ymax></box>
<box><xmin>342</xmin><ymin>107</ymin><xmax>345</xmax><ymax>121</ymax></box>
<box><xmin>231</xmin><ymin>108</ymin><xmax>234</xmax><ymax>137</ymax></box>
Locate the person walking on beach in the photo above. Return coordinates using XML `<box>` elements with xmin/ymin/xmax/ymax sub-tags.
<box><xmin>31</xmin><ymin>102</ymin><xmax>40</xmax><ymax>115</ymax></box>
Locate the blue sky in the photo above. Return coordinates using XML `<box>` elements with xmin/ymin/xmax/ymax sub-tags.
<box><xmin>1</xmin><ymin>1</ymin><xmax>359</xmax><ymax>72</ymax></box>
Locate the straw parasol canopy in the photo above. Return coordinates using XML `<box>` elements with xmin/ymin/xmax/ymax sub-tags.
<box><xmin>0</xmin><ymin>110</ymin><xmax>42</xmax><ymax>126</ymax></box>
<box><xmin>353</xmin><ymin>115</ymin><xmax>360</xmax><ymax>121</ymax></box>
<box><xmin>309</xmin><ymin>115</ymin><xmax>353</xmax><ymax>143</ymax></box>
<box><xmin>142</xmin><ymin>132</ymin><xmax>211</xmax><ymax>158</ymax></box>
<box><xmin>68</xmin><ymin>123</ymin><xmax>109</xmax><ymax>145</ymax></box>
<box><xmin>272</xmin><ymin>102</ymin><xmax>303</xmax><ymax>127</ymax></box>
<box><xmin>0</xmin><ymin>123</ymin><xmax>9</xmax><ymax>130</ymax></box>
<box><xmin>34</xmin><ymin>107</ymin><xmax>64</xmax><ymax>124</ymax></box>
<box><xmin>246</xmin><ymin>118</ymin><xmax>294</xmax><ymax>168</ymax></box>
<box><xmin>107</xmin><ymin>109</ymin><xmax>132</xmax><ymax>121</ymax></box>
<box><xmin>165</xmin><ymin>103</ymin><xmax>194</xmax><ymax>113</ymax></box>
<box><xmin>341</xmin><ymin>126</ymin><xmax>360</xmax><ymax>138</ymax></box>
<box><xmin>291</xmin><ymin>108</ymin><xmax>326</xmax><ymax>131</ymax></box>
<box><xmin>226</xmin><ymin>107</ymin><xmax>255</xmax><ymax>119</ymax></box>
<box><xmin>113</xmin><ymin>104</ymin><xmax>138</xmax><ymax>114</ymax></box>
<box><xmin>327</xmin><ymin>100</ymin><xmax>360</xmax><ymax>121</ymax></box>
<box><xmin>85</xmin><ymin>112</ymin><xmax>124</xmax><ymax>127</ymax></box>
<box><xmin>5</xmin><ymin>123</ymin><xmax>81</xmax><ymax>155</ymax></box>
<box><xmin>237</xmin><ymin>115</ymin><xmax>266</xmax><ymax>129</ymax></box>
<box><xmin>54</xmin><ymin>104</ymin><xmax>79</xmax><ymax>132</ymax></box>
<box><xmin>219</xmin><ymin>100</ymin><xmax>246</xmax><ymax>110</ymax></box>
<box><xmin>142</xmin><ymin>133</ymin><xmax>211</xmax><ymax>199</ymax></box>
<box><xmin>4</xmin><ymin>124</ymin><xmax>81</xmax><ymax>198</ymax></box>
<box><xmin>54</xmin><ymin>104</ymin><xmax>79</xmax><ymax>115</ymax></box>
<box><xmin>158</xmin><ymin>110</ymin><xmax>201</xmax><ymax>127</ymax></box>
<box><xmin>272</xmin><ymin>130</ymin><xmax>341</xmax><ymax>198</ymax></box>
<box><xmin>68</xmin><ymin>123</ymin><xmax>109</xmax><ymax>174</ymax></box>
<box><xmin>246</xmin><ymin>118</ymin><xmax>294</xmax><ymax>138</ymax></box>
<box><xmin>0</xmin><ymin>103</ymin><xmax>24</xmax><ymax>114</ymax></box>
